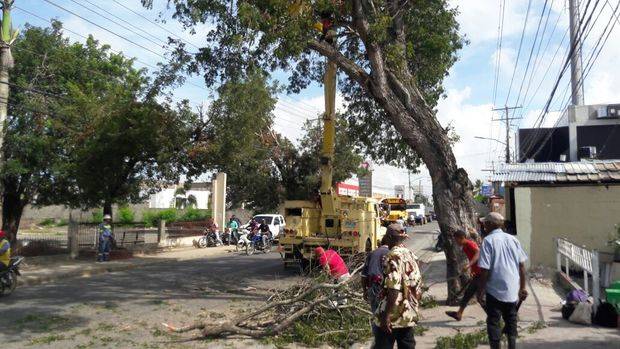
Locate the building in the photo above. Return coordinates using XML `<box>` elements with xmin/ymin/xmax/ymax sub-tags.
<box><xmin>519</xmin><ymin>104</ymin><xmax>620</xmax><ymax>162</ymax></box>
<box><xmin>491</xmin><ymin>160</ymin><xmax>620</xmax><ymax>268</ymax></box>
<box><xmin>336</xmin><ymin>178</ymin><xmax>360</xmax><ymax>196</ymax></box>
<box><xmin>147</xmin><ymin>182</ymin><xmax>211</xmax><ymax>210</ymax></box>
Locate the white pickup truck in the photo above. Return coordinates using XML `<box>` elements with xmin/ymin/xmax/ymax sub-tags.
<box><xmin>406</xmin><ymin>203</ymin><xmax>427</xmax><ymax>224</ymax></box>
<box><xmin>245</xmin><ymin>214</ymin><xmax>286</xmax><ymax>238</ymax></box>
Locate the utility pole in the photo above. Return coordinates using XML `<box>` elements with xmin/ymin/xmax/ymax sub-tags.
<box><xmin>568</xmin><ymin>0</ymin><xmax>584</xmax><ymax>106</ymax></box>
<box><xmin>0</xmin><ymin>0</ymin><xmax>17</xmax><ymax>226</ymax></box>
<box><xmin>407</xmin><ymin>170</ymin><xmax>411</xmax><ymax>201</ymax></box>
<box><xmin>492</xmin><ymin>105</ymin><xmax>522</xmax><ymax>163</ymax></box>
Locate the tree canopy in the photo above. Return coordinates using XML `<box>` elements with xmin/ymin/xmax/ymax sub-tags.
<box><xmin>142</xmin><ymin>0</ymin><xmax>464</xmax><ymax>170</ymax></box>
<box><xmin>1</xmin><ymin>23</ymin><xmax>200</xmax><ymax>238</ymax></box>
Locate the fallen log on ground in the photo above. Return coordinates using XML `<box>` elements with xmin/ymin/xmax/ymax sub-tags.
<box><xmin>161</xmin><ymin>253</ymin><xmax>375</xmax><ymax>346</ymax></box>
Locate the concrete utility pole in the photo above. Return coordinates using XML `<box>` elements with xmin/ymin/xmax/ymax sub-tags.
<box><xmin>492</xmin><ymin>105</ymin><xmax>522</xmax><ymax>163</ymax></box>
<box><xmin>0</xmin><ymin>0</ymin><xmax>17</xmax><ymax>224</ymax></box>
<box><xmin>0</xmin><ymin>0</ymin><xmax>16</xmax><ymax>154</ymax></box>
<box><xmin>568</xmin><ymin>0</ymin><xmax>585</xmax><ymax>106</ymax></box>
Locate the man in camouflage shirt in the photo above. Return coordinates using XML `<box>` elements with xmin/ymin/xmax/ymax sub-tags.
<box><xmin>373</xmin><ymin>223</ymin><xmax>422</xmax><ymax>349</ymax></box>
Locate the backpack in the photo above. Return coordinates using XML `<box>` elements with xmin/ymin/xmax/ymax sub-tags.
<box><xmin>592</xmin><ymin>302</ymin><xmax>618</xmax><ymax>328</ymax></box>
<box><xmin>566</xmin><ymin>289</ymin><xmax>588</xmax><ymax>303</ymax></box>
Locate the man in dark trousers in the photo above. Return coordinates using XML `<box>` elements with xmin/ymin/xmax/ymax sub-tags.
<box><xmin>445</xmin><ymin>229</ymin><xmax>481</xmax><ymax>321</ymax></box>
<box><xmin>477</xmin><ymin>212</ymin><xmax>528</xmax><ymax>349</ymax></box>
<box><xmin>374</xmin><ymin>224</ymin><xmax>422</xmax><ymax>349</ymax></box>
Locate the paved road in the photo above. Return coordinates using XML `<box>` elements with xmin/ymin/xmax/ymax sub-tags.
<box><xmin>0</xmin><ymin>223</ymin><xmax>439</xmax><ymax>349</ymax></box>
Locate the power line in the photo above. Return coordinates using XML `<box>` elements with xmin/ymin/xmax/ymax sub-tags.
<box><xmin>15</xmin><ymin>7</ymin><xmax>218</xmax><ymax>100</ymax></box>
<box><xmin>67</xmin><ymin>0</ymin><xmax>167</xmax><ymax>48</ymax></box>
<box><xmin>523</xmin><ymin>0</ymin><xmax>617</xmax><ymax>160</ymax></box>
<box><xmin>512</xmin><ymin>0</ymin><xmax>550</xmax><ymax>110</ymax></box>
<box><xmin>504</xmin><ymin>0</ymin><xmax>533</xmax><ymax>105</ymax></box>
<box><xmin>492</xmin><ymin>0</ymin><xmax>506</xmax><ymax>105</ymax></box>
<box><xmin>42</xmin><ymin>0</ymin><xmax>168</xmax><ymax>60</ymax></box>
<box><xmin>519</xmin><ymin>0</ymin><xmax>601</xmax><ymax>158</ymax></box>
<box><xmin>110</xmin><ymin>0</ymin><xmax>202</xmax><ymax>50</ymax></box>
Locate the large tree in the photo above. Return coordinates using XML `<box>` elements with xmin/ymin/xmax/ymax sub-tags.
<box><xmin>1</xmin><ymin>23</ymin><xmax>199</xmax><ymax>240</ymax></box>
<box><xmin>146</xmin><ymin>0</ymin><xmax>474</xmax><ymax>301</ymax></box>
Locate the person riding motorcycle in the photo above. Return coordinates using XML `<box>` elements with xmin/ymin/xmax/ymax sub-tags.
<box><xmin>0</xmin><ymin>230</ymin><xmax>10</xmax><ymax>275</ymax></box>
<box><xmin>206</xmin><ymin>218</ymin><xmax>222</xmax><ymax>246</ymax></box>
<box><xmin>258</xmin><ymin>219</ymin><xmax>272</xmax><ymax>248</ymax></box>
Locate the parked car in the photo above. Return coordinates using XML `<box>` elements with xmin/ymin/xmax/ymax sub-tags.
<box><xmin>244</xmin><ymin>214</ymin><xmax>286</xmax><ymax>238</ymax></box>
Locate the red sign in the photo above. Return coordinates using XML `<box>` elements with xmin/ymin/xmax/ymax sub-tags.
<box><xmin>336</xmin><ymin>182</ymin><xmax>359</xmax><ymax>196</ymax></box>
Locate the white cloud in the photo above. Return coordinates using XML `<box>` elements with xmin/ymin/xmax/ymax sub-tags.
<box><xmin>437</xmin><ymin>87</ymin><xmax>503</xmax><ymax>181</ymax></box>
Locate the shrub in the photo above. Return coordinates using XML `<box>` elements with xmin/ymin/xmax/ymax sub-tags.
<box><xmin>39</xmin><ymin>218</ymin><xmax>56</xmax><ymax>227</ymax></box>
<box><xmin>92</xmin><ymin>211</ymin><xmax>103</xmax><ymax>224</ymax></box>
<box><xmin>142</xmin><ymin>209</ymin><xmax>179</xmax><ymax>227</ymax></box>
<box><xmin>118</xmin><ymin>206</ymin><xmax>135</xmax><ymax>224</ymax></box>
<box><xmin>180</xmin><ymin>208</ymin><xmax>211</xmax><ymax>222</ymax></box>
<box><xmin>142</xmin><ymin>211</ymin><xmax>158</xmax><ymax>228</ymax></box>
<box><xmin>158</xmin><ymin>208</ymin><xmax>177</xmax><ymax>222</ymax></box>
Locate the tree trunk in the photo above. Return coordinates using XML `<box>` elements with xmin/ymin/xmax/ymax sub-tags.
<box><xmin>2</xmin><ymin>179</ymin><xmax>25</xmax><ymax>245</ymax></box>
<box><xmin>308</xmin><ymin>8</ymin><xmax>478</xmax><ymax>303</ymax></box>
<box><xmin>103</xmin><ymin>200</ymin><xmax>113</xmax><ymax>221</ymax></box>
<box><xmin>366</xmin><ymin>80</ymin><xmax>476</xmax><ymax>304</ymax></box>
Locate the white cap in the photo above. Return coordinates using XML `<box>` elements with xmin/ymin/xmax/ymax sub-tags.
<box><xmin>481</xmin><ymin>212</ymin><xmax>504</xmax><ymax>225</ymax></box>
<box><xmin>103</xmin><ymin>214</ymin><xmax>112</xmax><ymax>221</ymax></box>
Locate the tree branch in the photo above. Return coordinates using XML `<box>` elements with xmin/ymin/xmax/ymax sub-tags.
<box><xmin>307</xmin><ymin>39</ymin><xmax>370</xmax><ymax>88</ymax></box>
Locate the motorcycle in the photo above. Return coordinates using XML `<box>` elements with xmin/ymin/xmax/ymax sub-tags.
<box><xmin>222</xmin><ymin>228</ymin><xmax>240</xmax><ymax>246</ymax></box>
<box><xmin>246</xmin><ymin>233</ymin><xmax>273</xmax><ymax>256</ymax></box>
<box><xmin>235</xmin><ymin>229</ymin><xmax>251</xmax><ymax>252</ymax></box>
<box><xmin>197</xmin><ymin>230</ymin><xmax>220</xmax><ymax>248</ymax></box>
<box><xmin>1</xmin><ymin>256</ymin><xmax>24</xmax><ymax>297</ymax></box>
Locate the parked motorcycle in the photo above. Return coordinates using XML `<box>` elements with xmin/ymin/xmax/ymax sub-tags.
<box><xmin>222</xmin><ymin>228</ymin><xmax>240</xmax><ymax>246</ymax></box>
<box><xmin>246</xmin><ymin>234</ymin><xmax>273</xmax><ymax>256</ymax></box>
<box><xmin>197</xmin><ymin>230</ymin><xmax>220</xmax><ymax>248</ymax></box>
<box><xmin>1</xmin><ymin>256</ymin><xmax>24</xmax><ymax>296</ymax></box>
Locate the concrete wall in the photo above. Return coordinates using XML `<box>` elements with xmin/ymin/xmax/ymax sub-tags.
<box><xmin>515</xmin><ymin>184</ymin><xmax>619</xmax><ymax>268</ymax></box>
<box><xmin>514</xmin><ymin>187</ymin><xmax>533</xmax><ymax>268</ymax></box>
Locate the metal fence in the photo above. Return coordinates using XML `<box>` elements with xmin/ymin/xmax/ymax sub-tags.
<box><xmin>17</xmin><ymin>223</ymin><xmax>159</xmax><ymax>256</ymax></box>
<box><xmin>556</xmin><ymin>237</ymin><xmax>600</xmax><ymax>311</ymax></box>
<box><xmin>74</xmin><ymin>223</ymin><xmax>159</xmax><ymax>250</ymax></box>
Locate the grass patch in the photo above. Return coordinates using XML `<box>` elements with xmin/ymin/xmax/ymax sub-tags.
<box><xmin>29</xmin><ymin>334</ymin><xmax>66</xmax><ymax>345</ymax></box>
<box><xmin>414</xmin><ymin>325</ymin><xmax>429</xmax><ymax>336</ymax></box>
<box><xmin>15</xmin><ymin>314</ymin><xmax>73</xmax><ymax>332</ymax></box>
<box><xmin>526</xmin><ymin>321</ymin><xmax>547</xmax><ymax>334</ymax></box>
<box><xmin>420</xmin><ymin>294</ymin><xmax>438</xmax><ymax>309</ymax></box>
<box><xmin>435</xmin><ymin>329</ymin><xmax>489</xmax><ymax>349</ymax></box>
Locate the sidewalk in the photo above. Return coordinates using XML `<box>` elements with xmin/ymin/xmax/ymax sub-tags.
<box><xmin>414</xmin><ymin>251</ymin><xmax>619</xmax><ymax>348</ymax></box>
<box><xmin>18</xmin><ymin>244</ymin><xmax>238</xmax><ymax>287</ymax></box>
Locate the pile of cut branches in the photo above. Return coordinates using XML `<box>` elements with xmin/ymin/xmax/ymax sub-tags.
<box><xmin>161</xmin><ymin>253</ymin><xmax>374</xmax><ymax>346</ymax></box>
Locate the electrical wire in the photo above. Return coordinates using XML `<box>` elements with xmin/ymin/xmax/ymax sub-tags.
<box><xmin>42</xmin><ymin>0</ymin><xmax>168</xmax><ymax>60</ymax></box>
<box><xmin>492</xmin><ymin>0</ymin><xmax>506</xmax><ymax>106</ymax></box>
<box><xmin>109</xmin><ymin>0</ymin><xmax>202</xmax><ymax>51</ymax></box>
<box><xmin>524</xmin><ymin>0</ymin><xmax>618</xmax><ymax>160</ymax></box>
<box><xmin>504</xmin><ymin>0</ymin><xmax>534</xmax><ymax>105</ymax></box>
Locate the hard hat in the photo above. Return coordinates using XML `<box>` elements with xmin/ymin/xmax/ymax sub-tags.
<box><xmin>0</xmin><ymin>230</ymin><xmax>6</xmax><ymax>239</ymax></box>
<box><xmin>103</xmin><ymin>214</ymin><xmax>112</xmax><ymax>221</ymax></box>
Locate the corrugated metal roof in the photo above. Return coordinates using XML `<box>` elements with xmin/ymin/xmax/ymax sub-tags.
<box><xmin>491</xmin><ymin>160</ymin><xmax>620</xmax><ymax>183</ymax></box>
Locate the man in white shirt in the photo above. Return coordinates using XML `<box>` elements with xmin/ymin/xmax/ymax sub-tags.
<box><xmin>477</xmin><ymin>212</ymin><xmax>528</xmax><ymax>349</ymax></box>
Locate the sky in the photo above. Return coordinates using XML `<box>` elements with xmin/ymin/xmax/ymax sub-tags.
<box><xmin>13</xmin><ymin>0</ymin><xmax>620</xmax><ymax>199</ymax></box>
